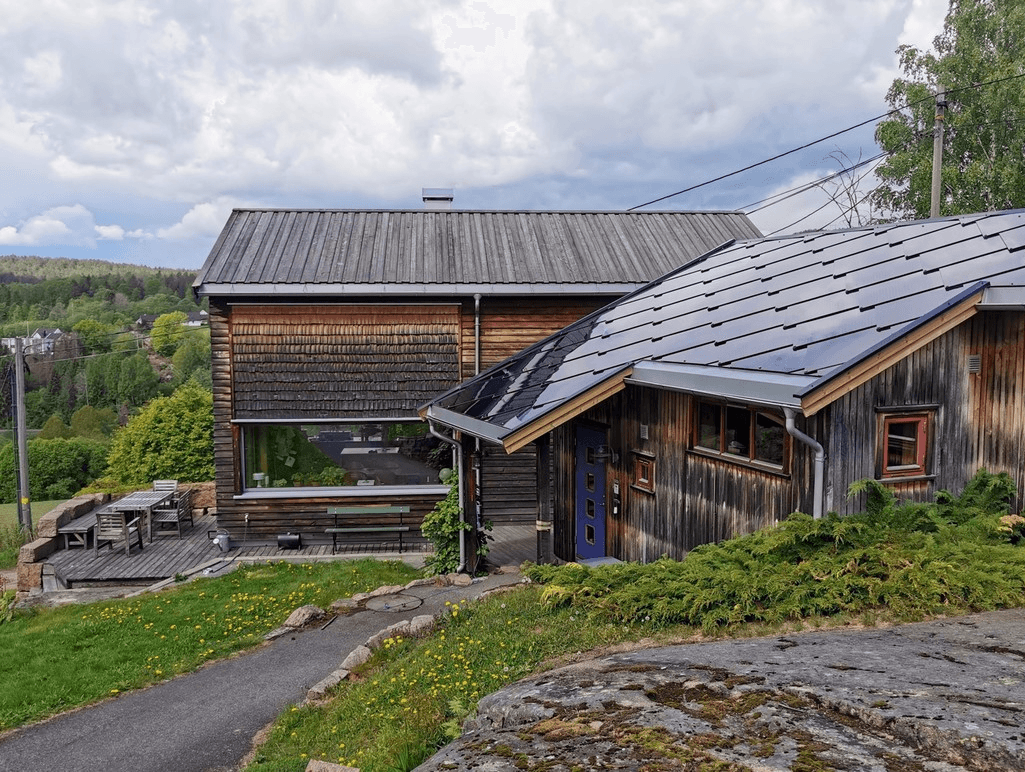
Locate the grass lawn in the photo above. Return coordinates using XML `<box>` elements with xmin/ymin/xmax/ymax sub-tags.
<box><xmin>0</xmin><ymin>500</ymin><xmax>64</xmax><ymax>569</ymax></box>
<box><xmin>0</xmin><ymin>558</ymin><xmax>420</xmax><ymax>730</ymax></box>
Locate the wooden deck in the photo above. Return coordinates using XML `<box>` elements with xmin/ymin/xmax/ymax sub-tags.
<box><xmin>44</xmin><ymin>512</ymin><xmax>537</xmax><ymax>588</ymax></box>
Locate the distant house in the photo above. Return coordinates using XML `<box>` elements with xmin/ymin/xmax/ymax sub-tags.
<box><xmin>423</xmin><ymin>210</ymin><xmax>1025</xmax><ymax>563</ymax></box>
<box><xmin>192</xmin><ymin>206</ymin><xmax>761</xmax><ymax>543</ymax></box>
<box><xmin>135</xmin><ymin>311</ymin><xmax>208</xmax><ymax>329</ymax></box>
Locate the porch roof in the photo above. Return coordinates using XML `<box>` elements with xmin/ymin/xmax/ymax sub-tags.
<box><xmin>422</xmin><ymin>210</ymin><xmax>1025</xmax><ymax>450</ymax></box>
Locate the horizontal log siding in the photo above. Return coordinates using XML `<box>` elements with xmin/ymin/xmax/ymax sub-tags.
<box><xmin>209</xmin><ymin>301</ymin><xmax>238</xmax><ymax>518</ymax></box>
<box><xmin>214</xmin><ymin>493</ymin><xmax>439</xmax><ymax>543</ymax></box>
<box><xmin>552</xmin><ymin>386</ymin><xmax>815</xmax><ymax>562</ymax></box>
<box><xmin>459</xmin><ymin>297</ymin><xmax>608</xmax><ymax>379</ymax></box>
<box><xmin>232</xmin><ymin>304</ymin><xmax>460</xmax><ymax>419</ymax></box>
<box><xmin>829</xmin><ymin>311</ymin><xmax>1025</xmax><ymax>514</ymax></box>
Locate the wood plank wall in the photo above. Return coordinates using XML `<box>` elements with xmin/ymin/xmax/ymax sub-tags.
<box><xmin>830</xmin><ymin>310</ymin><xmax>1025</xmax><ymax>514</ymax></box>
<box><xmin>552</xmin><ymin>385</ymin><xmax>819</xmax><ymax>562</ymax></box>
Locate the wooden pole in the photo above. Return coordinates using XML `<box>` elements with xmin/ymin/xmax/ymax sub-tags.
<box><xmin>930</xmin><ymin>85</ymin><xmax>946</xmax><ymax>218</ymax></box>
<box><xmin>13</xmin><ymin>338</ymin><xmax>32</xmax><ymax>532</ymax></box>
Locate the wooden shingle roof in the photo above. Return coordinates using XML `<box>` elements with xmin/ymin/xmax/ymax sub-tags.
<box><xmin>424</xmin><ymin>210</ymin><xmax>1025</xmax><ymax>451</ymax></box>
<box><xmin>193</xmin><ymin>209</ymin><xmax>761</xmax><ymax>296</ymax></box>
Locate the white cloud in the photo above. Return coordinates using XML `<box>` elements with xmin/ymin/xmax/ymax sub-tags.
<box><xmin>0</xmin><ymin>204</ymin><xmax>95</xmax><ymax>246</ymax></box>
<box><xmin>95</xmin><ymin>224</ymin><xmax>125</xmax><ymax>240</ymax></box>
<box><xmin>157</xmin><ymin>199</ymin><xmax>239</xmax><ymax>240</ymax></box>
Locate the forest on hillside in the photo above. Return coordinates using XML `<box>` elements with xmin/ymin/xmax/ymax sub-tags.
<box><xmin>0</xmin><ymin>255</ymin><xmax>209</xmax><ymax>430</ymax></box>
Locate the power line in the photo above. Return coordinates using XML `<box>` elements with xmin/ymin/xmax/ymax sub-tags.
<box><xmin>740</xmin><ymin>151</ymin><xmax>889</xmax><ymax>214</ymax></box>
<box><xmin>628</xmin><ymin>70</ymin><xmax>1025</xmax><ymax>213</ymax></box>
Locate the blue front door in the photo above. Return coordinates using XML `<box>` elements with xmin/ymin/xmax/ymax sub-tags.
<box><xmin>575</xmin><ymin>425</ymin><xmax>607</xmax><ymax>560</ymax></box>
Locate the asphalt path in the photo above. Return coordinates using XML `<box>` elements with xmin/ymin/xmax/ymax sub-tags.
<box><xmin>0</xmin><ymin>575</ymin><xmax>521</xmax><ymax>772</ymax></box>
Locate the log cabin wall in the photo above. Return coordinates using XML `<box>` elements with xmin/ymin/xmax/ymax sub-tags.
<box><xmin>551</xmin><ymin>385</ymin><xmax>821</xmax><ymax>562</ymax></box>
<box><xmin>828</xmin><ymin>310</ymin><xmax>1025</xmax><ymax>514</ymax></box>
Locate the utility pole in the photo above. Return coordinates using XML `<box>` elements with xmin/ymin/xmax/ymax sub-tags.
<box><xmin>13</xmin><ymin>338</ymin><xmax>31</xmax><ymax>532</ymax></box>
<box><xmin>930</xmin><ymin>84</ymin><xmax>946</xmax><ymax>218</ymax></box>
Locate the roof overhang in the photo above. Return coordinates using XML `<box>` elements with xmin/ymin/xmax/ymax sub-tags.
<box><xmin>627</xmin><ymin>362</ymin><xmax>814</xmax><ymax>409</ymax></box>
<box><xmin>798</xmin><ymin>282</ymin><xmax>987</xmax><ymax>416</ymax></box>
<box><xmin>421</xmin><ymin>368</ymin><xmax>633</xmax><ymax>454</ymax></box>
<box><xmin>977</xmin><ymin>285</ymin><xmax>1025</xmax><ymax>309</ymax></box>
<box><xmin>194</xmin><ymin>282</ymin><xmax>650</xmax><ymax>298</ymax></box>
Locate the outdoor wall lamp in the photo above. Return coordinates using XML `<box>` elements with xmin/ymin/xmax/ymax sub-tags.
<box><xmin>594</xmin><ymin>445</ymin><xmax>619</xmax><ymax>464</ymax></box>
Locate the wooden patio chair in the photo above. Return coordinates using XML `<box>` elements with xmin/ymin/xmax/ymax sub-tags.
<box><xmin>151</xmin><ymin>487</ymin><xmax>195</xmax><ymax>538</ymax></box>
<box><xmin>94</xmin><ymin>507</ymin><xmax>144</xmax><ymax>556</ymax></box>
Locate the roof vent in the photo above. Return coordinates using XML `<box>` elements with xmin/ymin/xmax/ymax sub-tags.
<box><xmin>422</xmin><ymin>188</ymin><xmax>454</xmax><ymax>210</ymax></box>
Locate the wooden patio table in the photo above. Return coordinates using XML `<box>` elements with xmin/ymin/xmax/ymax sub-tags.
<box><xmin>108</xmin><ymin>489</ymin><xmax>174</xmax><ymax>543</ymax></box>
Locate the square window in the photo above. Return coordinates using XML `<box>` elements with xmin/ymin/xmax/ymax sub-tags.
<box><xmin>754</xmin><ymin>412</ymin><xmax>785</xmax><ymax>466</ymax></box>
<box><xmin>692</xmin><ymin>400</ymin><xmax>788</xmax><ymax>471</ymax></box>
<box><xmin>881</xmin><ymin>414</ymin><xmax>929</xmax><ymax>477</ymax></box>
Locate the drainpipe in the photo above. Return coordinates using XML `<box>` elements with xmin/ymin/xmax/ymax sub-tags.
<box><xmin>472</xmin><ymin>293</ymin><xmax>483</xmax><ymax>537</ymax></box>
<box><xmin>784</xmin><ymin>408</ymin><xmax>824</xmax><ymax>519</ymax></box>
<box><xmin>429</xmin><ymin>422</ymin><xmax>466</xmax><ymax>572</ymax></box>
<box><xmin>473</xmin><ymin>293</ymin><xmax>482</xmax><ymax>375</ymax></box>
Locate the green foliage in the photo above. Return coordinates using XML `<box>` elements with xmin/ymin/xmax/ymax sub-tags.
<box><xmin>37</xmin><ymin>414</ymin><xmax>72</xmax><ymax>439</ymax></box>
<box><xmin>170</xmin><ymin>329</ymin><xmax>211</xmax><ymax>386</ymax></box>
<box><xmin>0</xmin><ymin>438</ymin><xmax>109</xmax><ymax>503</ymax></box>
<box><xmin>105</xmin><ymin>383</ymin><xmax>214</xmax><ymax>485</ymax></box>
<box><xmin>151</xmin><ymin>311</ymin><xmax>189</xmax><ymax>356</ymax></box>
<box><xmin>421</xmin><ymin>476</ymin><xmax>470</xmax><ymax>576</ymax></box>
<box><xmin>70</xmin><ymin>405</ymin><xmax>118</xmax><ymax>440</ymax></box>
<box><xmin>873</xmin><ymin>0</ymin><xmax>1025</xmax><ymax>219</ymax></box>
<box><xmin>72</xmin><ymin>318</ymin><xmax>115</xmax><ymax>354</ymax></box>
<box><xmin>524</xmin><ymin>469</ymin><xmax>1025</xmax><ymax>634</ymax></box>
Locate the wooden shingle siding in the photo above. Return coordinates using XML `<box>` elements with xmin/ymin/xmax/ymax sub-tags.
<box><xmin>231</xmin><ymin>305</ymin><xmax>460</xmax><ymax>419</ymax></box>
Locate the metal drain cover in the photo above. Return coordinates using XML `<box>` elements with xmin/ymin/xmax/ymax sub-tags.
<box><xmin>365</xmin><ymin>593</ymin><xmax>423</xmax><ymax>612</ymax></box>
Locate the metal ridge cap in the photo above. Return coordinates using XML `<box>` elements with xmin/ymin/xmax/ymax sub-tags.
<box><xmin>193</xmin><ymin>281</ymin><xmax>652</xmax><ymax>297</ymax></box>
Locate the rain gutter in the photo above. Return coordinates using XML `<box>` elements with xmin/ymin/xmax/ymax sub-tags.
<box><xmin>428</xmin><ymin>422</ymin><xmax>467</xmax><ymax>573</ymax></box>
<box><xmin>784</xmin><ymin>408</ymin><xmax>824</xmax><ymax>519</ymax></box>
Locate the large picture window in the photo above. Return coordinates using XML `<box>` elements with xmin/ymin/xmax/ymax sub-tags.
<box><xmin>880</xmin><ymin>413</ymin><xmax>930</xmax><ymax>478</ymax></box>
<box><xmin>694</xmin><ymin>401</ymin><xmax>788</xmax><ymax>469</ymax></box>
<box><xmin>241</xmin><ymin>421</ymin><xmax>450</xmax><ymax>492</ymax></box>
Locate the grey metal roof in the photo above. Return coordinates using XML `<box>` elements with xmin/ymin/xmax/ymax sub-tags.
<box><xmin>424</xmin><ymin>210</ymin><xmax>1025</xmax><ymax>447</ymax></box>
<box><xmin>193</xmin><ymin>209</ymin><xmax>761</xmax><ymax>296</ymax></box>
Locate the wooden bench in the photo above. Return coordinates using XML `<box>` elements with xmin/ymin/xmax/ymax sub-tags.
<box><xmin>58</xmin><ymin>512</ymin><xmax>97</xmax><ymax>550</ymax></box>
<box><xmin>326</xmin><ymin>505</ymin><xmax>411</xmax><ymax>554</ymax></box>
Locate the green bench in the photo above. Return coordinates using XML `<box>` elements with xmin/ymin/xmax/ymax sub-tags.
<box><xmin>326</xmin><ymin>505</ymin><xmax>411</xmax><ymax>554</ymax></box>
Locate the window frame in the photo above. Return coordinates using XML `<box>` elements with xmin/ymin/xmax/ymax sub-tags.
<box><xmin>691</xmin><ymin>400</ymin><xmax>790</xmax><ymax>473</ymax></box>
<box><xmin>233</xmin><ymin>418</ymin><xmax>453</xmax><ymax>500</ymax></box>
<box><xmin>878</xmin><ymin>411</ymin><xmax>931</xmax><ymax>480</ymax></box>
<box><xmin>631</xmin><ymin>451</ymin><xmax>656</xmax><ymax>494</ymax></box>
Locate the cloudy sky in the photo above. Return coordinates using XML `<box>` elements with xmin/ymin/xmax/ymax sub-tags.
<box><xmin>0</xmin><ymin>0</ymin><xmax>949</xmax><ymax>270</ymax></box>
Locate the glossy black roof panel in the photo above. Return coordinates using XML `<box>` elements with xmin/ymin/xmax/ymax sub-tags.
<box><xmin>426</xmin><ymin>210</ymin><xmax>1025</xmax><ymax>441</ymax></box>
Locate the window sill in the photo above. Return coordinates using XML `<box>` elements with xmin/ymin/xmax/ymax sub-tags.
<box><xmin>876</xmin><ymin>474</ymin><xmax>936</xmax><ymax>485</ymax></box>
<box><xmin>234</xmin><ymin>485</ymin><xmax>450</xmax><ymax>500</ymax></box>
<box><xmin>630</xmin><ymin>484</ymin><xmax>655</xmax><ymax>496</ymax></box>
<box><xmin>687</xmin><ymin>448</ymin><xmax>790</xmax><ymax>478</ymax></box>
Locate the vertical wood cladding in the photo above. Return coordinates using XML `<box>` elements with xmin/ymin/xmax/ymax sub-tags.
<box><xmin>830</xmin><ymin>310</ymin><xmax>1025</xmax><ymax>514</ymax></box>
<box><xmin>552</xmin><ymin>385</ymin><xmax>814</xmax><ymax>562</ymax></box>
<box><xmin>231</xmin><ymin>304</ymin><xmax>461</xmax><ymax>419</ymax></box>
<box><xmin>208</xmin><ymin>300</ymin><xmax>238</xmax><ymax>517</ymax></box>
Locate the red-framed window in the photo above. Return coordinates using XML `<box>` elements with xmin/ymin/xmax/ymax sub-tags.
<box><xmin>881</xmin><ymin>413</ymin><xmax>929</xmax><ymax>478</ymax></box>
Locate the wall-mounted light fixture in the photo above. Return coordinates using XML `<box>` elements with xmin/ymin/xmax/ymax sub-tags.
<box><xmin>593</xmin><ymin>445</ymin><xmax>619</xmax><ymax>464</ymax></box>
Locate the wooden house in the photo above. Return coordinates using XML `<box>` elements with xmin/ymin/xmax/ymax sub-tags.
<box><xmin>192</xmin><ymin>207</ymin><xmax>761</xmax><ymax>544</ymax></box>
<box><xmin>423</xmin><ymin>210</ymin><xmax>1025</xmax><ymax>564</ymax></box>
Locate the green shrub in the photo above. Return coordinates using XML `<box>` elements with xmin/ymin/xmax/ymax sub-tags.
<box><xmin>105</xmin><ymin>383</ymin><xmax>214</xmax><ymax>484</ymax></box>
<box><xmin>421</xmin><ymin>476</ymin><xmax>469</xmax><ymax>576</ymax></box>
<box><xmin>0</xmin><ymin>438</ymin><xmax>109</xmax><ymax>503</ymax></box>
<box><xmin>525</xmin><ymin>469</ymin><xmax>1025</xmax><ymax>633</ymax></box>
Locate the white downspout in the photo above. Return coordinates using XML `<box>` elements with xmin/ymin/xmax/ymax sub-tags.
<box><xmin>784</xmin><ymin>407</ymin><xmax>824</xmax><ymax>519</ymax></box>
<box><xmin>473</xmin><ymin>293</ymin><xmax>483</xmax><ymax>536</ymax></box>
<box><xmin>429</xmin><ymin>422</ymin><xmax>466</xmax><ymax>572</ymax></box>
